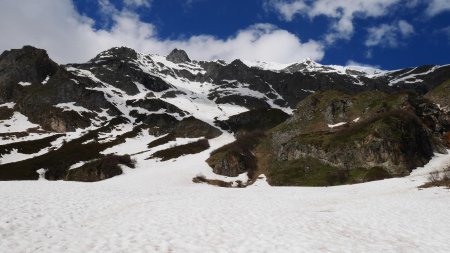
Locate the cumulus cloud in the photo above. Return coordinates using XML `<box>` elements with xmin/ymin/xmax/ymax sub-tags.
<box><xmin>365</xmin><ymin>20</ymin><xmax>414</xmax><ymax>48</ymax></box>
<box><xmin>266</xmin><ymin>0</ymin><xmax>449</xmax><ymax>44</ymax></box>
<box><xmin>267</xmin><ymin>0</ymin><xmax>402</xmax><ymax>43</ymax></box>
<box><xmin>0</xmin><ymin>0</ymin><xmax>324</xmax><ymax>64</ymax></box>
<box><xmin>425</xmin><ymin>0</ymin><xmax>450</xmax><ymax>17</ymax></box>
<box><xmin>177</xmin><ymin>24</ymin><xmax>325</xmax><ymax>63</ymax></box>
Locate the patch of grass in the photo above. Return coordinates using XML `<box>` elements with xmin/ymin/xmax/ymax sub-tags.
<box><xmin>266</xmin><ymin>156</ymin><xmax>391</xmax><ymax>187</ymax></box>
<box><xmin>266</xmin><ymin>157</ymin><xmax>346</xmax><ymax>186</ymax></box>
<box><xmin>149</xmin><ymin>139</ymin><xmax>210</xmax><ymax>161</ymax></box>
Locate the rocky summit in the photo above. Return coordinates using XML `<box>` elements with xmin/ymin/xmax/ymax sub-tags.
<box><xmin>0</xmin><ymin>45</ymin><xmax>449</xmax><ymax>185</ymax></box>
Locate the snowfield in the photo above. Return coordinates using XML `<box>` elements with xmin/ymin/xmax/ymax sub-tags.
<box><xmin>1</xmin><ymin>138</ymin><xmax>450</xmax><ymax>253</ymax></box>
<box><xmin>1</xmin><ymin>50</ymin><xmax>450</xmax><ymax>252</ymax></box>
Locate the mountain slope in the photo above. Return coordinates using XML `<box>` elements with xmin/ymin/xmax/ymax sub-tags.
<box><xmin>0</xmin><ymin>45</ymin><xmax>449</xmax><ymax>184</ymax></box>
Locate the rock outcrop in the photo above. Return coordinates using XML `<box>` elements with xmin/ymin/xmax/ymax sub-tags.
<box><xmin>65</xmin><ymin>154</ymin><xmax>135</xmax><ymax>182</ymax></box>
<box><xmin>167</xmin><ymin>48</ymin><xmax>191</xmax><ymax>63</ymax></box>
<box><xmin>259</xmin><ymin>90</ymin><xmax>449</xmax><ymax>186</ymax></box>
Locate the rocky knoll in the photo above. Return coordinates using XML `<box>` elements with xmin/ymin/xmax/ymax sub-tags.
<box><xmin>256</xmin><ymin>90</ymin><xmax>449</xmax><ymax>186</ymax></box>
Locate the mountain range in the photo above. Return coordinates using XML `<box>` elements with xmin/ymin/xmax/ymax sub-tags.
<box><xmin>0</xmin><ymin>45</ymin><xmax>449</xmax><ymax>185</ymax></box>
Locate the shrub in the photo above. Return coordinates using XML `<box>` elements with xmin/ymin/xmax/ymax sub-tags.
<box><xmin>420</xmin><ymin>167</ymin><xmax>450</xmax><ymax>188</ymax></box>
<box><xmin>428</xmin><ymin>170</ymin><xmax>441</xmax><ymax>183</ymax></box>
<box><xmin>192</xmin><ymin>175</ymin><xmax>233</xmax><ymax>188</ymax></box>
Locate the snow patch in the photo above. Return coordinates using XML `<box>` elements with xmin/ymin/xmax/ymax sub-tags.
<box><xmin>0</xmin><ymin>102</ymin><xmax>15</xmax><ymax>109</ymax></box>
<box><xmin>36</xmin><ymin>169</ymin><xmax>47</xmax><ymax>180</ymax></box>
<box><xmin>0</xmin><ymin>112</ymin><xmax>40</xmax><ymax>133</ymax></box>
<box><xmin>18</xmin><ymin>81</ymin><xmax>32</xmax><ymax>86</ymax></box>
<box><xmin>54</xmin><ymin>102</ymin><xmax>92</xmax><ymax>116</ymax></box>
<box><xmin>328</xmin><ymin>122</ymin><xmax>347</xmax><ymax>128</ymax></box>
<box><xmin>42</xmin><ymin>76</ymin><xmax>50</xmax><ymax>84</ymax></box>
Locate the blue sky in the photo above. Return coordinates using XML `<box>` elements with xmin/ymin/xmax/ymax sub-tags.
<box><xmin>0</xmin><ymin>0</ymin><xmax>449</xmax><ymax>69</ymax></box>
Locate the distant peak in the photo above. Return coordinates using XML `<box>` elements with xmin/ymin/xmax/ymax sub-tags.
<box><xmin>0</xmin><ymin>45</ymin><xmax>49</xmax><ymax>59</ymax></box>
<box><xmin>90</xmin><ymin>47</ymin><xmax>138</xmax><ymax>62</ymax></box>
<box><xmin>230</xmin><ymin>59</ymin><xmax>246</xmax><ymax>67</ymax></box>
<box><xmin>0</xmin><ymin>45</ymin><xmax>58</xmax><ymax>83</ymax></box>
<box><xmin>0</xmin><ymin>45</ymin><xmax>53</xmax><ymax>65</ymax></box>
<box><xmin>167</xmin><ymin>48</ymin><xmax>191</xmax><ymax>63</ymax></box>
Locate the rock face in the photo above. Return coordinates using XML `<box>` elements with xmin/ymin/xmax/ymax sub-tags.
<box><xmin>209</xmin><ymin>151</ymin><xmax>252</xmax><ymax>177</ymax></box>
<box><xmin>167</xmin><ymin>48</ymin><xmax>191</xmax><ymax>63</ymax></box>
<box><xmin>0</xmin><ymin>46</ymin><xmax>59</xmax><ymax>103</ymax></box>
<box><xmin>65</xmin><ymin>155</ymin><xmax>135</xmax><ymax>182</ymax></box>
<box><xmin>207</xmin><ymin>132</ymin><xmax>262</xmax><ymax>177</ymax></box>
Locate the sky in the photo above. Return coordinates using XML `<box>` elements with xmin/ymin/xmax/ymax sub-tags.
<box><xmin>0</xmin><ymin>0</ymin><xmax>449</xmax><ymax>69</ymax></box>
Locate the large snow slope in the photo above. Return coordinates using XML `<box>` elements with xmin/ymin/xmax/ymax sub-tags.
<box><xmin>1</xmin><ymin>134</ymin><xmax>450</xmax><ymax>253</ymax></box>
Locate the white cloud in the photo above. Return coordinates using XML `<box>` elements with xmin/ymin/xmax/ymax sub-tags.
<box><xmin>365</xmin><ymin>20</ymin><xmax>414</xmax><ymax>48</ymax></box>
<box><xmin>123</xmin><ymin>0</ymin><xmax>151</xmax><ymax>8</ymax></box>
<box><xmin>267</xmin><ymin>0</ymin><xmax>308</xmax><ymax>21</ymax></box>
<box><xmin>267</xmin><ymin>0</ymin><xmax>402</xmax><ymax>43</ymax></box>
<box><xmin>346</xmin><ymin>60</ymin><xmax>381</xmax><ymax>69</ymax></box>
<box><xmin>0</xmin><ymin>0</ymin><xmax>324</xmax><ymax>64</ymax></box>
<box><xmin>173</xmin><ymin>24</ymin><xmax>325</xmax><ymax>63</ymax></box>
<box><xmin>425</xmin><ymin>0</ymin><xmax>450</xmax><ymax>17</ymax></box>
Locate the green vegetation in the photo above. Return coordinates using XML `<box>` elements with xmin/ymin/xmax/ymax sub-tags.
<box><xmin>271</xmin><ymin>90</ymin><xmax>409</xmax><ymax>135</ymax></box>
<box><xmin>266</xmin><ymin>157</ymin><xmax>391</xmax><ymax>186</ymax></box>
<box><xmin>267</xmin><ymin>157</ymin><xmax>344</xmax><ymax>186</ymax></box>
